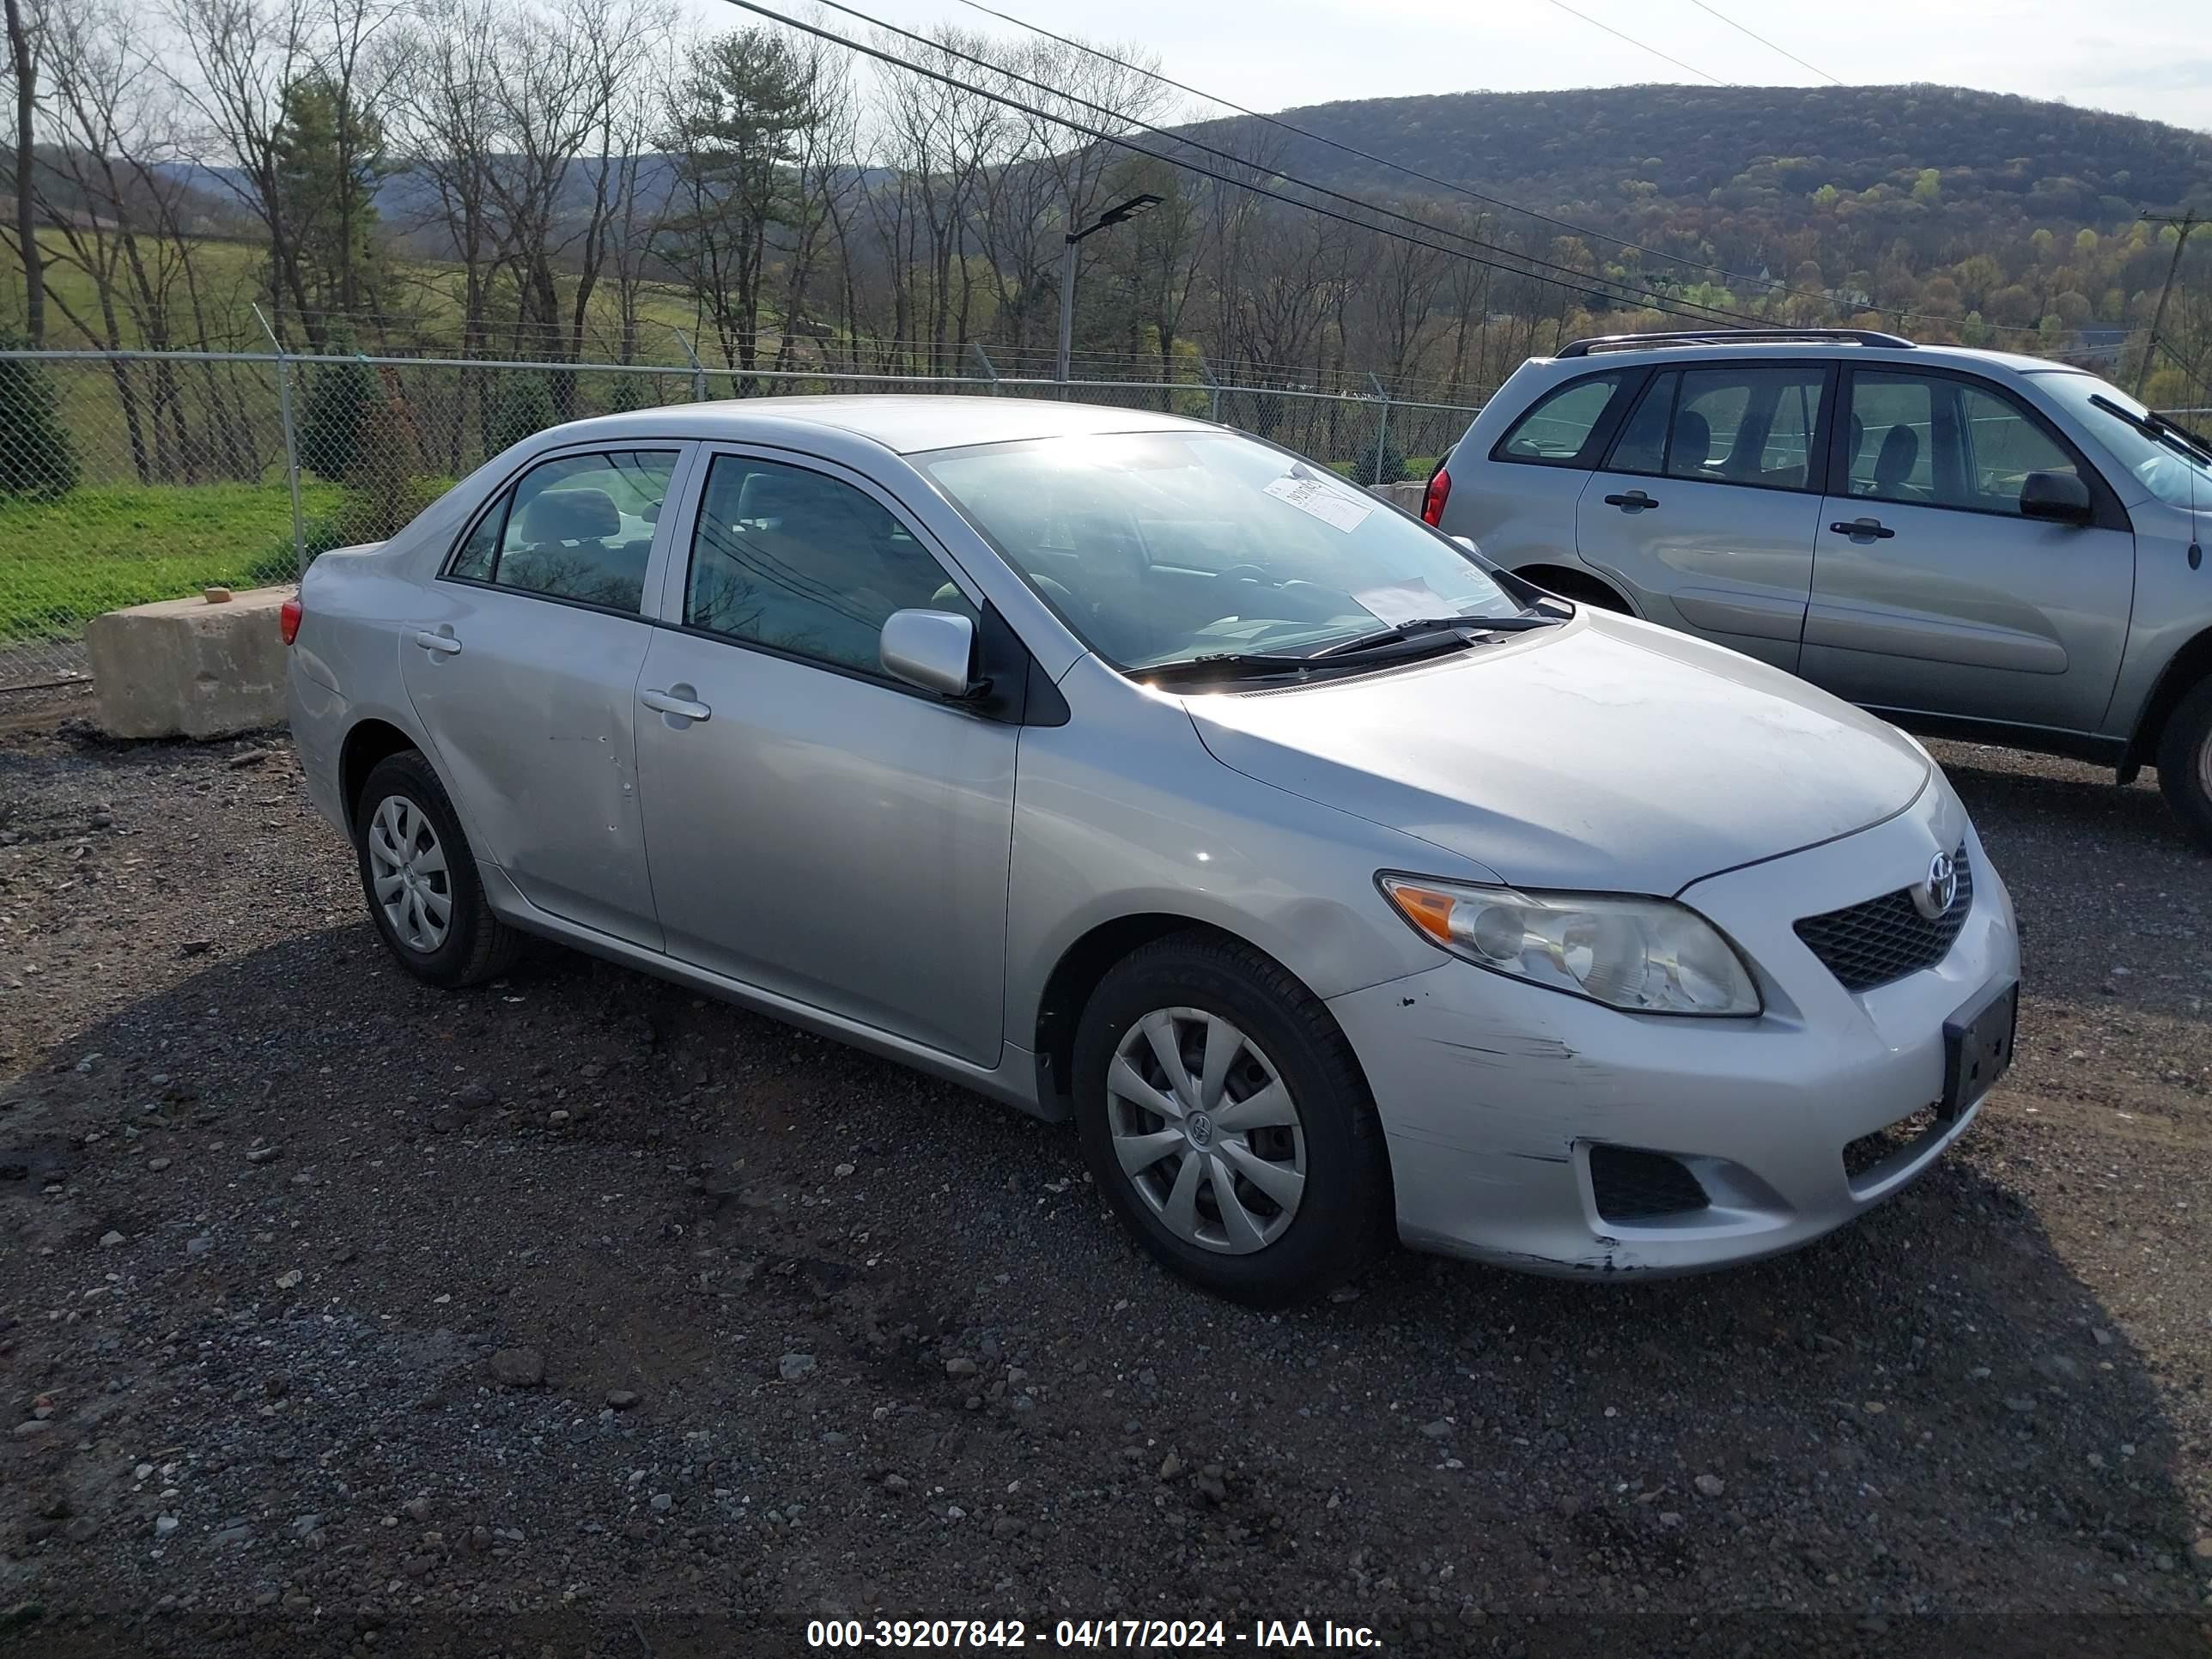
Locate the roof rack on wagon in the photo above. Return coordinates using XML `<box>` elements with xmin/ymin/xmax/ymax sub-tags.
<box><xmin>1554</xmin><ymin>328</ymin><xmax>1917</xmax><ymax>358</ymax></box>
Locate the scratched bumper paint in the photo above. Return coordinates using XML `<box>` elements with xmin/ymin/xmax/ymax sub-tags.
<box><xmin>1330</xmin><ymin>777</ymin><xmax>2021</xmax><ymax>1275</ymax></box>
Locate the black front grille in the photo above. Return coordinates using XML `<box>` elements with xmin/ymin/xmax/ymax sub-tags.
<box><xmin>1795</xmin><ymin>845</ymin><xmax>1973</xmax><ymax>994</ymax></box>
<box><xmin>1589</xmin><ymin>1146</ymin><xmax>1709</xmax><ymax>1223</ymax></box>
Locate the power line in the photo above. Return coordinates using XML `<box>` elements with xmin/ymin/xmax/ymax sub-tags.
<box><xmin>729</xmin><ymin>0</ymin><xmax>1774</xmax><ymax>331</ymax></box>
<box><xmin>954</xmin><ymin>0</ymin><xmax>2069</xmax><ymax>338</ymax></box>
<box><xmin>1682</xmin><ymin>0</ymin><xmax>1844</xmax><ymax>86</ymax></box>
<box><xmin>958</xmin><ymin>0</ymin><xmax>1762</xmax><ymax>285</ymax></box>
<box><xmin>791</xmin><ymin>0</ymin><xmax>1768</xmax><ymax>328</ymax></box>
<box><xmin>1546</xmin><ymin>0</ymin><xmax>1727</xmax><ymax>86</ymax></box>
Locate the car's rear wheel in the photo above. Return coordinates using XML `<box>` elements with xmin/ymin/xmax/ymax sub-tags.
<box><xmin>355</xmin><ymin>750</ymin><xmax>520</xmax><ymax>988</ymax></box>
<box><xmin>1072</xmin><ymin>931</ymin><xmax>1392</xmax><ymax>1306</ymax></box>
<box><xmin>2155</xmin><ymin>676</ymin><xmax>2212</xmax><ymax>852</ymax></box>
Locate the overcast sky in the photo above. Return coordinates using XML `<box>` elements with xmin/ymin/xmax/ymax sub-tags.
<box><xmin>745</xmin><ymin>0</ymin><xmax>2212</xmax><ymax>132</ymax></box>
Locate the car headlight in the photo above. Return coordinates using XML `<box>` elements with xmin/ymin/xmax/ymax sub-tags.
<box><xmin>1377</xmin><ymin>874</ymin><xmax>1762</xmax><ymax>1017</ymax></box>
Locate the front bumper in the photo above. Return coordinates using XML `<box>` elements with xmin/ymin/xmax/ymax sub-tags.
<box><xmin>1328</xmin><ymin>787</ymin><xmax>2019</xmax><ymax>1275</ymax></box>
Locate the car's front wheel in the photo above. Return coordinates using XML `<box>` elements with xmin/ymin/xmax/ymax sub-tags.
<box><xmin>354</xmin><ymin>750</ymin><xmax>520</xmax><ymax>988</ymax></box>
<box><xmin>2157</xmin><ymin>676</ymin><xmax>2212</xmax><ymax>854</ymax></box>
<box><xmin>1073</xmin><ymin>932</ymin><xmax>1392</xmax><ymax>1306</ymax></box>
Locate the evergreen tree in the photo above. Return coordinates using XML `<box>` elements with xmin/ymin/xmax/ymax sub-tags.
<box><xmin>296</xmin><ymin>343</ymin><xmax>380</xmax><ymax>483</ymax></box>
<box><xmin>0</xmin><ymin>333</ymin><xmax>82</xmax><ymax>499</ymax></box>
<box><xmin>271</xmin><ymin>73</ymin><xmax>388</xmax><ymax>323</ymax></box>
<box><xmin>488</xmin><ymin>374</ymin><xmax>557</xmax><ymax>454</ymax></box>
<box><xmin>1350</xmin><ymin>430</ymin><xmax>1410</xmax><ymax>487</ymax></box>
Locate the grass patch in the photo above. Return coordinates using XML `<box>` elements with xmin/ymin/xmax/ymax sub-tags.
<box><xmin>1325</xmin><ymin>456</ymin><xmax>1438</xmax><ymax>483</ymax></box>
<box><xmin>0</xmin><ymin>482</ymin><xmax>344</xmax><ymax>641</ymax></box>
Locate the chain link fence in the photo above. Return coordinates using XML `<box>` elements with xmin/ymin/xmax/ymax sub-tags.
<box><xmin>0</xmin><ymin>347</ymin><xmax>1478</xmax><ymax>691</ymax></box>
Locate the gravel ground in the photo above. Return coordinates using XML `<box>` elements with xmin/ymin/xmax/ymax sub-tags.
<box><xmin>2</xmin><ymin>685</ymin><xmax>2209</xmax><ymax>1658</ymax></box>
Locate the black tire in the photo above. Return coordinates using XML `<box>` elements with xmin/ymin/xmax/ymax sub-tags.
<box><xmin>2155</xmin><ymin>677</ymin><xmax>2212</xmax><ymax>852</ymax></box>
<box><xmin>353</xmin><ymin>750</ymin><xmax>520</xmax><ymax>988</ymax></box>
<box><xmin>1072</xmin><ymin>930</ymin><xmax>1393</xmax><ymax>1307</ymax></box>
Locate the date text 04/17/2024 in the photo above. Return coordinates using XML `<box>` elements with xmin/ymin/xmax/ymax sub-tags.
<box><xmin>804</xmin><ymin>1619</ymin><xmax>1383</xmax><ymax>1649</ymax></box>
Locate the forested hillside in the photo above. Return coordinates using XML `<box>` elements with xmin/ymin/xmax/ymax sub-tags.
<box><xmin>1260</xmin><ymin>83</ymin><xmax>2211</xmax><ymax>250</ymax></box>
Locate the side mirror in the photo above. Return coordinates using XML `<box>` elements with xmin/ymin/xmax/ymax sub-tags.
<box><xmin>880</xmin><ymin>608</ymin><xmax>981</xmax><ymax>699</ymax></box>
<box><xmin>2020</xmin><ymin>470</ymin><xmax>2093</xmax><ymax>526</ymax></box>
<box><xmin>1453</xmin><ymin>535</ymin><xmax>1483</xmax><ymax>557</ymax></box>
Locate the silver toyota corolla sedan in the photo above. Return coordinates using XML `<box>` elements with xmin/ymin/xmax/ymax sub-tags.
<box><xmin>285</xmin><ymin>396</ymin><xmax>2021</xmax><ymax>1305</ymax></box>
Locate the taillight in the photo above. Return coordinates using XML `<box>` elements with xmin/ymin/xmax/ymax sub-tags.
<box><xmin>1422</xmin><ymin>466</ymin><xmax>1451</xmax><ymax>527</ymax></box>
<box><xmin>280</xmin><ymin>597</ymin><xmax>302</xmax><ymax>646</ymax></box>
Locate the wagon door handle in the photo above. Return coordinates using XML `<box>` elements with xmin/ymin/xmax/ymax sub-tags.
<box><xmin>410</xmin><ymin>628</ymin><xmax>462</xmax><ymax>656</ymax></box>
<box><xmin>642</xmin><ymin>686</ymin><xmax>712</xmax><ymax>723</ymax></box>
<box><xmin>1602</xmin><ymin>489</ymin><xmax>1659</xmax><ymax>512</ymax></box>
<box><xmin>1829</xmin><ymin>517</ymin><xmax>1896</xmax><ymax>540</ymax></box>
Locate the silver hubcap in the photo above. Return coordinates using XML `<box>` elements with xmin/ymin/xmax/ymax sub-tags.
<box><xmin>367</xmin><ymin>794</ymin><xmax>452</xmax><ymax>953</ymax></box>
<box><xmin>2199</xmin><ymin>727</ymin><xmax>2212</xmax><ymax>802</ymax></box>
<box><xmin>1106</xmin><ymin>1008</ymin><xmax>1305</xmax><ymax>1255</ymax></box>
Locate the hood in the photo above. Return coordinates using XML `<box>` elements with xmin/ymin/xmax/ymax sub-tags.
<box><xmin>1185</xmin><ymin>613</ymin><xmax>1931</xmax><ymax>896</ymax></box>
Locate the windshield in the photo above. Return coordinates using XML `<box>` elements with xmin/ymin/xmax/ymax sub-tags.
<box><xmin>917</xmin><ymin>430</ymin><xmax>1524</xmax><ymax>670</ymax></box>
<box><xmin>2030</xmin><ymin>371</ymin><xmax>2212</xmax><ymax>511</ymax></box>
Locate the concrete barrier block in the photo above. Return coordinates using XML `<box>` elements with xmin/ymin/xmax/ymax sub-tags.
<box><xmin>86</xmin><ymin>585</ymin><xmax>294</xmax><ymax>740</ymax></box>
<box><xmin>1367</xmin><ymin>480</ymin><xmax>1428</xmax><ymax>514</ymax></box>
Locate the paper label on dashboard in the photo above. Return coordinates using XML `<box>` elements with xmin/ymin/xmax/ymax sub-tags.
<box><xmin>1351</xmin><ymin>578</ymin><xmax>1448</xmax><ymax>626</ymax></box>
<box><xmin>1263</xmin><ymin>474</ymin><xmax>1372</xmax><ymax>532</ymax></box>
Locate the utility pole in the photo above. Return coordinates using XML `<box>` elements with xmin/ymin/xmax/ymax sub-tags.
<box><xmin>2136</xmin><ymin>213</ymin><xmax>2200</xmax><ymax>399</ymax></box>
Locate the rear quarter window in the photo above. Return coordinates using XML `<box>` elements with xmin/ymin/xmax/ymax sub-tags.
<box><xmin>1492</xmin><ymin>373</ymin><xmax>1633</xmax><ymax>469</ymax></box>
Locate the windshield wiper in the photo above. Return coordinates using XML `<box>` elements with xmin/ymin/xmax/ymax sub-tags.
<box><xmin>1136</xmin><ymin>651</ymin><xmax>1321</xmax><ymax>686</ymax></box>
<box><xmin>2090</xmin><ymin>393</ymin><xmax>2212</xmax><ymax>466</ymax></box>
<box><xmin>1309</xmin><ymin>613</ymin><xmax>1561</xmax><ymax>661</ymax></box>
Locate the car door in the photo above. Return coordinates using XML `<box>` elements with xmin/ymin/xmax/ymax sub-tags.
<box><xmin>1575</xmin><ymin>362</ymin><xmax>1833</xmax><ymax>671</ymax></box>
<box><xmin>633</xmin><ymin>448</ymin><xmax>1018</xmax><ymax>1066</ymax></box>
<box><xmin>1802</xmin><ymin>367</ymin><xmax>2136</xmax><ymax>732</ymax></box>
<box><xmin>400</xmin><ymin>444</ymin><xmax>689</xmax><ymax>949</ymax></box>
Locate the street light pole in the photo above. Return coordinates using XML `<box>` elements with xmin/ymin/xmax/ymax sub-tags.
<box><xmin>1055</xmin><ymin>234</ymin><xmax>1082</xmax><ymax>388</ymax></box>
<box><xmin>1054</xmin><ymin>191</ymin><xmax>1164</xmax><ymax>388</ymax></box>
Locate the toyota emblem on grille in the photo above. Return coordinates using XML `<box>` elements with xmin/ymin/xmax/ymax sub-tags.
<box><xmin>1912</xmin><ymin>851</ymin><xmax>1960</xmax><ymax>920</ymax></box>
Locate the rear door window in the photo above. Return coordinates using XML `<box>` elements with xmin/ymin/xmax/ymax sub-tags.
<box><xmin>1665</xmin><ymin>366</ymin><xmax>1828</xmax><ymax>490</ymax></box>
<box><xmin>1605</xmin><ymin>371</ymin><xmax>1677</xmax><ymax>475</ymax></box>
<box><xmin>447</xmin><ymin>450</ymin><xmax>678</xmax><ymax>614</ymax></box>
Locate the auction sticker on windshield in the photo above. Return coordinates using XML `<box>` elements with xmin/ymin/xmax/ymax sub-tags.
<box><xmin>1263</xmin><ymin>474</ymin><xmax>1372</xmax><ymax>532</ymax></box>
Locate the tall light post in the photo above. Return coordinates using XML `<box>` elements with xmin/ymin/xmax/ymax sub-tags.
<box><xmin>1056</xmin><ymin>192</ymin><xmax>1163</xmax><ymax>387</ymax></box>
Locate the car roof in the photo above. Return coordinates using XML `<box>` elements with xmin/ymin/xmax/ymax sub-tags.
<box><xmin>531</xmin><ymin>394</ymin><xmax>1205</xmax><ymax>457</ymax></box>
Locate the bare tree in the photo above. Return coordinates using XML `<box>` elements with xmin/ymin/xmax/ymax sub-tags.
<box><xmin>3</xmin><ymin>0</ymin><xmax>41</xmax><ymax>341</ymax></box>
<box><xmin>771</xmin><ymin>27</ymin><xmax>860</xmax><ymax>372</ymax></box>
<box><xmin>166</xmin><ymin>0</ymin><xmax>319</xmax><ymax>337</ymax></box>
<box><xmin>477</xmin><ymin>0</ymin><xmax>665</xmax><ymax>404</ymax></box>
<box><xmin>385</xmin><ymin>0</ymin><xmax>500</xmax><ymax>357</ymax></box>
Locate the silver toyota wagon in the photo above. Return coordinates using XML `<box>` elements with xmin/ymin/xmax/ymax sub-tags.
<box><xmin>1428</xmin><ymin>329</ymin><xmax>2212</xmax><ymax>848</ymax></box>
<box><xmin>286</xmin><ymin>396</ymin><xmax>2021</xmax><ymax>1304</ymax></box>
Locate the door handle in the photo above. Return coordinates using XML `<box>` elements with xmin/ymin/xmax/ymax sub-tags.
<box><xmin>1830</xmin><ymin>517</ymin><xmax>1896</xmax><ymax>540</ymax></box>
<box><xmin>1602</xmin><ymin>490</ymin><xmax>1658</xmax><ymax>512</ymax></box>
<box><xmin>410</xmin><ymin>628</ymin><xmax>462</xmax><ymax>655</ymax></box>
<box><xmin>641</xmin><ymin>688</ymin><xmax>712</xmax><ymax>723</ymax></box>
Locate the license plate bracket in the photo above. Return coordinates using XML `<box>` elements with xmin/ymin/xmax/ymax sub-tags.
<box><xmin>1941</xmin><ymin>981</ymin><xmax>2017</xmax><ymax>1121</ymax></box>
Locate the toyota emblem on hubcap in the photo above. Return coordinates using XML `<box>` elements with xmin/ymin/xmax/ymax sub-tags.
<box><xmin>1188</xmin><ymin>1112</ymin><xmax>1214</xmax><ymax>1147</ymax></box>
<box><xmin>1912</xmin><ymin>851</ymin><xmax>1959</xmax><ymax>920</ymax></box>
